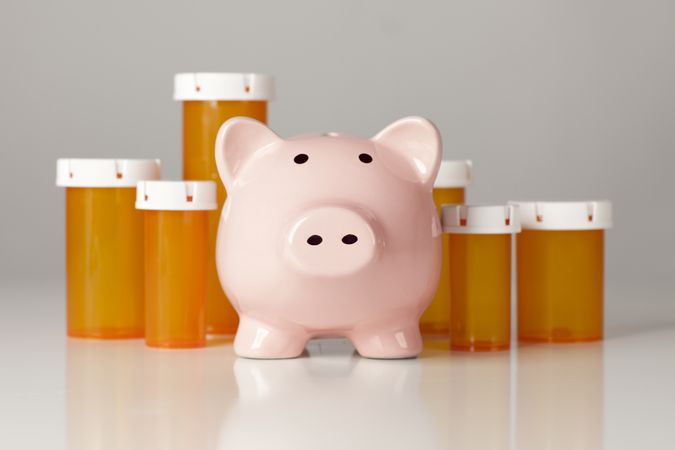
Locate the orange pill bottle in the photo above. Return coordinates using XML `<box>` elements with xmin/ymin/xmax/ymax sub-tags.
<box><xmin>421</xmin><ymin>160</ymin><xmax>472</xmax><ymax>337</ymax></box>
<box><xmin>136</xmin><ymin>181</ymin><xmax>217</xmax><ymax>349</ymax></box>
<box><xmin>56</xmin><ymin>159</ymin><xmax>161</xmax><ymax>338</ymax></box>
<box><xmin>174</xmin><ymin>73</ymin><xmax>274</xmax><ymax>335</ymax></box>
<box><xmin>442</xmin><ymin>205</ymin><xmax>520</xmax><ymax>351</ymax></box>
<box><xmin>512</xmin><ymin>201</ymin><xmax>613</xmax><ymax>343</ymax></box>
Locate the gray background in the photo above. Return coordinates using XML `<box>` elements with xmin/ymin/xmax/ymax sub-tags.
<box><xmin>1</xmin><ymin>0</ymin><xmax>673</xmax><ymax>288</ymax></box>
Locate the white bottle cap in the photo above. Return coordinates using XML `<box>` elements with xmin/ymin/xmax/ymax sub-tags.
<box><xmin>56</xmin><ymin>159</ymin><xmax>160</xmax><ymax>188</ymax></box>
<box><xmin>509</xmin><ymin>201</ymin><xmax>613</xmax><ymax>230</ymax></box>
<box><xmin>136</xmin><ymin>181</ymin><xmax>217</xmax><ymax>211</ymax></box>
<box><xmin>174</xmin><ymin>73</ymin><xmax>275</xmax><ymax>101</ymax></box>
<box><xmin>434</xmin><ymin>160</ymin><xmax>472</xmax><ymax>188</ymax></box>
<box><xmin>442</xmin><ymin>204</ymin><xmax>521</xmax><ymax>234</ymax></box>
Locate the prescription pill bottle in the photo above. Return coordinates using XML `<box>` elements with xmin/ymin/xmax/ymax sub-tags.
<box><xmin>421</xmin><ymin>160</ymin><xmax>472</xmax><ymax>337</ymax></box>
<box><xmin>136</xmin><ymin>181</ymin><xmax>217</xmax><ymax>349</ymax></box>
<box><xmin>511</xmin><ymin>201</ymin><xmax>612</xmax><ymax>343</ymax></box>
<box><xmin>56</xmin><ymin>158</ymin><xmax>161</xmax><ymax>339</ymax></box>
<box><xmin>442</xmin><ymin>205</ymin><xmax>520</xmax><ymax>351</ymax></box>
<box><xmin>174</xmin><ymin>73</ymin><xmax>274</xmax><ymax>335</ymax></box>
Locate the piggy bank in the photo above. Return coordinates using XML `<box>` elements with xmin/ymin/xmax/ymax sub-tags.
<box><xmin>215</xmin><ymin>116</ymin><xmax>442</xmax><ymax>359</ymax></box>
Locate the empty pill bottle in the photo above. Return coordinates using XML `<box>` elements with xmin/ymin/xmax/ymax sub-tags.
<box><xmin>511</xmin><ymin>201</ymin><xmax>612</xmax><ymax>343</ymax></box>
<box><xmin>442</xmin><ymin>205</ymin><xmax>520</xmax><ymax>351</ymax></box>
<box><xmin>421</xmin><ymin>160</ymin><xmax>472</xmax><ymax>337</ymax></box>
<box><xmin>174</xmin><ymin>73</ymin><xmax>274</xmax><ymax>335</ymax></box>
<box><xmin>136</xmin><ymin>181</ymin><xmax>217</xmax><ymax>349</ymax></box>
<box><xmin>56</xmin><ymin>158</ymin><xmax>161</xmax><ymax>339</ymax></box>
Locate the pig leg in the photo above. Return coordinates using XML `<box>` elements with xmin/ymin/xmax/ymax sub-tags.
<box><xmin>234</xmin><ymin>316</ymin><xmax>308</xmax><ymax>359</ymax></box>
<box><xmin>350</xmin><ymin>320</ymin><xmax>423</xmax><ymax>359</ymax></box>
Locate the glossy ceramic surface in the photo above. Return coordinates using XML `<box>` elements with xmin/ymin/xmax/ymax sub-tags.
<box><xmin>214</xmin><ymin>117</ymin><xmax>442</xmax><ymax>358</ymax></box>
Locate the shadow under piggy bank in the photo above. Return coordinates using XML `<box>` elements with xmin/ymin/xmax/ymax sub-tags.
<box><xmin>217</xmin><ymin>339</ymin><xmax>442</xmax><ymax>450</ymax></box>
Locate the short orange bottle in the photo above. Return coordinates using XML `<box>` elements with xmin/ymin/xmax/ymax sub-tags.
<box><xmin>442</xmin><ymin>205</ymin><xmax>520</xmax><ymax>351</ymax></box>
<box><xmin>56</xmin><ymin>158</ymin><xmax>161</xmax><ymax>338</ymax></box>
<box><xmin>174</xmin><ymin>73</ymin><xmax>274</xmax><ymax>335</ymax></box>
<box><xmin>512</xmin><ymin>201</ymin><xmax>613</xmax><ymax>343</ymax></box>
<box><xmin>136</xmin><ymin>181</ymin><xmax>217</xmax><ymax>349</ymax></box>
<box><xmin>421</xmin><ymin>160</ymin><xmax>472</xmax><ymax>337</ymax></box>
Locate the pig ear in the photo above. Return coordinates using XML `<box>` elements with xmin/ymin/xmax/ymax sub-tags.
<box><xmin>215</xmin><ymin>117</ymin><xmax>282</xmax><ymax>188</ymax></box>
<box><xmin>371</xmin><ymin>116</ymin><xmax>442</xmax><ymax>187</ymax></box>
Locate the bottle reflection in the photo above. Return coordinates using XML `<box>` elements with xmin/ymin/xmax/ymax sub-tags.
<box><xmin>451</xmin><ymin>352</ymin><xmax>511</xmax><ymax>450</ymax></box>
<box><xmin>441</xmin><ymin>352</ymin><xmax>511</xmax><ymax>450</ymax></box>
<box><xmin>516</xmin><ymin>343</ymin><xmax>604</xmax><ymax>450</ymax></box>
<box><xmin>66</xmin><ymin>339</ymin><xmax>237</xmax><ymax>450</ymax></box>
<box><xmin>218</xmin><ymin>339</ymin><xmax>441</xmax><ymax>450</ymax></box>
<box><xmin>66</xmin><ymin>340</ymin><xmax>145</xmax><ymax>450</ymax></box>
<box><xmin>143</xmin><ymin>347</ymin><xmax>232</xmax><ymax>450</ymax></box>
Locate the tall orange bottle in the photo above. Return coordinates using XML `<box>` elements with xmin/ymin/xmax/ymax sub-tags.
<box><xmin>56</xmin><ymin>158</ymin><xmax>161</xmax><ymax>338</ymax></box>
<box><xmin>137</xmin><ymin>181</ymin><xmax>216</xmax><ymax>348</ymax></box>
<box><xmin>512</xmin><ymin>201</ymin><xmax>612</xmax><ymax>343</ymax></box>
<box><xmin>442</xmin><ymin>204</ymin><xmax>520</xmax><ymax>351</ymax></box>
<box><xmin>421</xmin><ymin>160</ymin><xmax>472</xmax><ymax>337</ymax></box>
<box><xmin>174</xmin><ymin>73</ymin><xmax>274</xmax><ymax>335</ymax></box>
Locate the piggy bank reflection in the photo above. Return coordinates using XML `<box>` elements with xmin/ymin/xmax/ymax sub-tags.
<box><xmin>217</xmin><ymin>341</ymin><xmax>439</xmax><ymax>449</ymax></box>
<box><xmin>215</xmin><ymin>117</ymin><xmax>442</xmax><ymax>359</ymax></box>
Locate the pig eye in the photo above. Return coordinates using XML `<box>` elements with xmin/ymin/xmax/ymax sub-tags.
<box><xmin>358</xmin><ymin>153</ymin><xmax>373</xmax><ymax>164</ymax></box>
<box><xmin>294</xmin><ymin>154</ymin><xmax>309</xmax><ymax>164</ymax></box>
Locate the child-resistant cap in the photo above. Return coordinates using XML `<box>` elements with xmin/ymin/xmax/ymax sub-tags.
<box><xmin>509</xmin><ymin>201</ymin><xmax>612</xmax><ymax>230</ymax></box>
<box><xmin>56</xmin><ymin>159</ymin><xmax>161</xmax><ymax>188</ymax></box>
<box><xmin>442</xmin><ymin>204</ymin><xmax>521</xmax><ymax>234</ymax></box>
<box><xmin>135</xmin><ymin>181</ymin><xmax>217</xmax><ymax>211</ymax></box>
<box><xmin>174</xmin><ymin>73</ymin><xmax>275</xmax><ymax>101</ymax></box>
<box><xmin>434</xmin><ymin>160</ymin><xmax>473</xmax><ymax>188</ymax></box>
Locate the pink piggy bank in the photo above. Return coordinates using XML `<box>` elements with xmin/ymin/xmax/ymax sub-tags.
<box><xmin>215</xmin><ymin>116</ymin><xmax>442</xmax><ymax>359</ymax></box>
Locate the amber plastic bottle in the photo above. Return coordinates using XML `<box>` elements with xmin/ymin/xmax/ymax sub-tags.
<box><xmin>421</xmin><ymin>160</ymin><xmax>472</xmax><ymax>337</ymax></box>
<box><xmin>175</xmin><ymin>73</ymin><xmax>274</xmax><ymax>335</ymax></box>
<box><xmin>512</xmin><ymin>201</ymin><xmax>612</xmax><ymax>343</ymax></box>
<box><xmin>57</xmin><ymin>159</ymin><xmax>161</xmax><ymax>338</ymax></box>
<box><xmin>442</xmin><ymin>204</ymin><xmax>520</xmax><ymax>351</ymax></box>
<box><xmin>137</xmin><ymin>181</ymin><xmax>217</xmax><ymax>348</ymax></box>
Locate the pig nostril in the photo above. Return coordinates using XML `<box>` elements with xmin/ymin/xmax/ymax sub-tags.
<box><xmin>307</xmin><ymin>235</ymin><xmax>323</xmax><ymax>246</ymax></box>
<box><xmin>342</xmin><ymin>234</ymin><xmax>358</xmax><ymax>245</ymax></box>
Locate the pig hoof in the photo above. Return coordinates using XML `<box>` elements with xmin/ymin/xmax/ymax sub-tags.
<box><xmin>351</xmin><ymin>325</ymin><xmax>423</xmax><ymax>359</ymax></box>
<box><xmin>234</xmin><ymin>317</ymin><xmax>307</xmax><ymax>359</ymax></box>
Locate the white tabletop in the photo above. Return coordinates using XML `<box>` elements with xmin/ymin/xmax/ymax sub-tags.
<box><xmin>0</xmin><ymin>281</ymin><xmax>673</xmax><ymax>450</ymax></box>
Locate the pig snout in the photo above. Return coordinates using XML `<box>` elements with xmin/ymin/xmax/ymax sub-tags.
<box><xmin>283</xmin><ymin>206</ymin><xmax>377</xmax><ymax>277</ymax></box>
